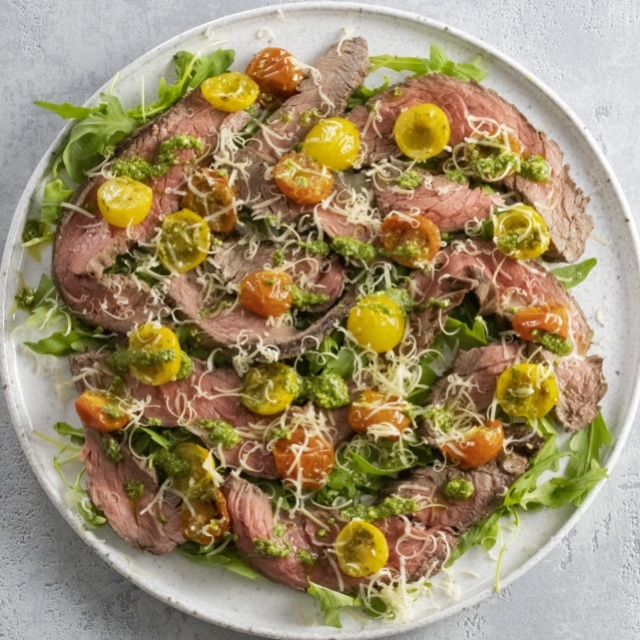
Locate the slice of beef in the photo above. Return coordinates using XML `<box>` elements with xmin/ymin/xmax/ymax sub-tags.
<box><xmin>374</xmin><ymin>169</ymin><xmax>503</xmax><ymax>232</ymax></box>
<box><xmin>53</xmin><ymin>88</ymin><xmax>250</xmax><ymax>333</ymax></box>
<box><xmin>80</xmin><ymin>427</ymin><xmax>185</xmax><ymax>554</ymax></box>
<box><xmin>409</xmin><ymin>240</ymin><xmax>592</xmax><ymax>354</ymax></box>
<box><xmin>349</xmin><ymin>74</ymin><xmax>592</xmax><ymax>262</ymax></box>
<box><xmin>222</xmin><ymin>475</ymin><xmax>455</xmax><ymax>592</ymax></box>
<box><xmin>428</xmin><ymin>342</ymin><xmax>521</xmax><ymax>411</ymax></box>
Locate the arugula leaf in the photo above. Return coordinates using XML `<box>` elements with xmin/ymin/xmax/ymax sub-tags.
<box><xmin>552</xmin><ymin>258</ymin><xmax>597</xmax><ymax>290</ymax></box>
<box><xmin>369</xmin><ymin>44</ymin><xmax>487</xmax><ymax>82</ymax></box>
<box><xmin>307</xmin><ymin>581</ymin><xmax>360</xmax><ymax>628</ymax></box>
<box><xmin>63</xmin><ymin>93</ymin><xmax>138</xmax><ymax>182</ymax></box>
<box><xmin>41</xmin><ymin>179</ymin><xmax>74</xmax><ymax>226</ymax></box>
<box><xmin>72</xmin><ymin>472</ymin><xmax>107</xmax><ymax>528</ymax></box>
<box><xmin>25</xmin><ymin>328</ymin><xmax>106</xmax><ymax>356</ymax></box>
<box><xmin>128</xmin><ymin>48</ymin><xmax>234</xmax><ymax>121</ymax></box>
<box><xmin>53</xmin><ymin>421</ymin><xmax>85</xmax><ymax>445</ymax></box>
<box><xmin>34</xmin><ymin>101</ymin><xmax>93</xmax><ymax>119</ymax></box>
<box><xmin>178</xmin><ymin>542</ymin><xmax>259</xmax><ymax>579</ymax></box>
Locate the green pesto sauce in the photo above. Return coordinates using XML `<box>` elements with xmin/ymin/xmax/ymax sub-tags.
<box><xmin>123</xmin><ymin>480</ymin><xmax>145</xmax><ymax>500</ymax></box>
<box><xmin>296</xmin><ymin>549</ymin><xmax>317</xmax><ymax>566</ymax></box>
<box><xmin>342</xmin><ymin>496</ymin><xmax>419</xmax><ymax>522</ymax></box>
<box><xmin>443</xmin><ymin>477</ymin><xmax>475</xmax><ymax>500</ymax></box>
<box><xmin>102</xmin><ymin>404</ymin><xmax>124</xmax><ymax>420</ymax></box>
<box><xmin>423</xmin><ymin>406</ymin><xmax>455</xmax><ymax>433</ymax></box>
<box><xmin>303</xmin><ymin>372</ymin><xmax>350</xmax><ymax>409</ymax></box>
<box><xmin>533</xmin><ymin>330</ymin><xmax>573</xmax><ymax>356</ymax></box>
<box><xmin>15</xmin><ymin>287</ymin><xmax>36</xmax><ymax>310</ymax></box>
<box><xmin>175</xmin><ymin>352</ymin><xmax>194</xmax><ymax>381</ymax></box>
<box><xmin>154</xmin><ymin>447</ymin><xmax>190</xmax><ymax>478</ymax></box>
<box><xmin>272</xmin><ymin>248</ymin><xmax>285</xmax><ymax>266</ymax></box>
<box><xmin>468</xmin><ymin>149</ymin><xmax>521</xmax><ymax>181</ymax></box>
<box><xmin>291</xmin><ymin>285</ymin><xmax>330</xmax><ymax>310</ymax></box>
<box><xmin>112</xmin><ymin>134</ymin><xmax>203</xmax><ymax>181</ymax></box>
<box><xmin>383</xmin><ymin>288</ymin><xmax>420</xmax><ymax>314</ymax></box>
<box><xmin>444</xmin><ymin>168</ymin><xmax>469</xmax><ymax>185</ymax></box>
<box><xmin>197</xmin><ymin>418</ymin><xmax>242</xmax><ymax>449</ymax></box>
<box><xmin>331</xmin><ymin>236</ymin><xmax>378</xmax><ymax>263</ymax></box>
<box><xmin>298</xmin><ymin>109</ymin><xmax>321</xmax><ymax>125</ymax></box>
<box><xmin>520</xmin><ymin>155</ymin><xmax>551</xmax><ymax>182</ymax></box>
<box><xmin>299</xmin><ymin>239</ymin><xmax>331</xmax><ymax>256</ymax></box>
<box><xmin>108</xmin><ymin>347</ymin><xmax>177</xmax><ymax>373</ymax></box>
<box><xmin>253</xmin><ymin>537</ymin><xmax>292</xmax><ymax>557</ymax></box>
<box><xmin>102</xmin><ymin>435</ymin><xmax>123</xmax><ymax>464</ymax></box>
<box><xmin>428</xmin><ymin>297</ymin><xmax>451</xmax><ymax>309</ymax></box>
<box><xmin>395</xmin><ymin>170</ymin><xmax>423</xmax><ymax>189</ymax></box>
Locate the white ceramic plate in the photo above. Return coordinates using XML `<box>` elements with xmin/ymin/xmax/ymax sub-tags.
<box><xmin>2</xmin><ymin>3</ymin><xmax>639</xmax><ymax>638</ymax></box>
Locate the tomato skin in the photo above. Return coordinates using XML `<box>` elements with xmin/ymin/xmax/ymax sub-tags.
<box><xmin>273</xmin><ymin>152</ymin><xmax>334</xmax><ymax>205</ymax></box>
<box><xmin>302</xmin><ymin>117</ymin><xmax>360</xmax><ymax>171</ymax></box>
<box><xmin>97</xmin><ymin>176</ymin><xmax>153</xmax><ymax>227</ymax></box>
<box><xmin>441</xmin><ymin>420</ymin><xmax>504</xmax><ymax>469</ymax></box>
<box><xmin>180</xmin><ymin>488</ymin><xmax>230</xmax><ymax>545</ymax></box>
<box><xmin>272</xmin><ymin>427</ymin><xmax>335</xmax><ymax>490</ymax></box>
<box><xmin>512</xmin><ymin>305</ymin><xmax>569</xmax><ymax>341</ymax></box>
<box><xmin>245</xmin><ymin>47</ymin><xmax>304</xmax><ymax>98</ymax></box>
<box><xmin>381</xmin><ymin>213</ymin><xmax>441</xmax><ymax>269</ymax></box>
<box><xmin>75</xmin><ymin>390</ymin><xmax>130</xmax><ymax>432</ymax></box>
<box><xmin>182</xmin><ymin>169</ymin><xmax>238</xmax><ymax>233</ymax></box>
<box><xmin>238</xmin><ymin>269</ymin><xmax>293</xmax><ymax>318</ymax></box>
<box><xmin>335</xmin><ymin>521</ymin><xmax>389</xmax><ymax>577</ymax></box>
<box><xmin>201</xmin><ymin>72</ymin><xmax>260</xmax><ymax>112</ymax></box>
<box><xmin>347</xmin><ymin>389</ymin><xmax>410</xmax><ymax>439</ymax></box>
<box><xmin>347</xmin><ymin>293</ymin><xmax>406</xmax><ymax>353</ymax></box>
<box><xmin>493</xmin><ymin>205</ymin><xmax>550</xmax><ymax>260</ymax></box>
<box><xmin>158</xmin><ymin>209</ymin><xmax>211</xmax><ymax>273</ymax></box>
<box><xmin>128</xmin><ymin>324</ymin><xmax>183</xmax><ymax>386</ymax></box>
<box><xmin>495</xmin><ymin>363</ymin><xmax>560</xmax><ymax>419</ymax></box>
<box><xmin>393</xmin><ymin>103</ymin><xmax>451</xmax><ymax>161</ymax></box>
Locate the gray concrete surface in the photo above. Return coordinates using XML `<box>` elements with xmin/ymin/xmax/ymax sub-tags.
<box><xmin>1</xmin><ymin>0</ymin><xmax>639</xmax><ymax>638</ymax></box>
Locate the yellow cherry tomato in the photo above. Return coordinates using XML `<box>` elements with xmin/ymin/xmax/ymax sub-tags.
<box><xmin>97</xmin><ymin>176</ymin><xmax>153</xmax><ymax>227</ymax></box>
<box><xmin>393</xmin><ymin>103</ymin><xmax>451</xmax><ymax>161</ymax></box>
<box><xmin>335</xmin><ymin>521</ymin><xmax>389</xmax><ymax>578</ymax></box>
<box><xmin>157</xmin><ymin>209</ymin><xmax>211</xmax><ymax>273</ymax></box>
<box><xmin>170</xmin><ymin>442</ymin><xmax>217</xmax><ymax>500</ymax></box>
<box><xmin>128</xmin><ymin>323</ymin><xmax>182</xmax><ymax>386</ymax></box>
<box><xmin>241</xmin><ymin>363</ymin><xmax>301</xmax><ymax>415</ymax></box>
<box><xmin>201</xmin><ymin>72</ymin><xmax>260</xmax><ymax>112</ymax></box>
<box><xmin>347</xmin><ymin>293</ymin><xmax>406</xmax><ymax>353</ymax></box>
<box><xmin>302</xmin><ymin>117</ymin><xmax>360</xmax><ymax>171</ymax></box>
<box><xmin>493</xmin><ymin>205</ymin><xmax>550</xmax><ymax>260</ymax></box>
<box><xmin>495</xmin><ymin>363</ymin><xmax>559</xmax><ymax>419</ymax></box>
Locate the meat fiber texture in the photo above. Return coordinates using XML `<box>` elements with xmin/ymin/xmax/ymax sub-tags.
<box><xmin>349</xmin><ymin>74</ymin><xmax>592</xmax><ymax>263</ymax></box>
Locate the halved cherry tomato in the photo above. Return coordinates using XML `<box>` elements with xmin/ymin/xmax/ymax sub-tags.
<box><xmin>245</xmin><ymin>47</ymin><xmax>305</xmax><ymax>98</ymax></box>
<box><xmin>273</xmin><ymin>152</ymin><xmax>334</xmax><ymax>205</ymax></box>
<box><xmin>493</xmin><ymin>205</ymin><xmax>550</xmax><ymax>260</ymax></box>
<box><xmin>335</xmin><ymin>521</ymin><xmax>389</xmax><ymax>577</ymax></box>
<box><xmin>441</xmin><ymin>420</ymin><xmax>504</xmax><ymax>469</ymax></box>
<box><xmin>272</xmin><ymin>427</ymin><xmax>335</xmax><ymax>490</ymax></box>
<box><xmin>201</xmin><ymin>72</ymin><xmax>260</xmax><ymax>112</ymax></box>
<box><xmin>393</xmin><ymin>103</ymin><xmax>451</xmax><ymax>161</ymax></box>
<box><xmin>238</xmin><ymin>269</ymin><xmax>293</xmax><ymax>318</ymax></box>
<box><xmin>242</xmin><ymin>363</ymin><xmax>301</xmax><ymax>416</ymax></box>
<box><xmin>180</xmin><ymin>488</ymin><xmax>230</xmax><ymax>545</ymax></box>
<box><xmin>128</xmin><ymin>323</ymin><xmax>182</xmax><ymax>386</ymax></box>
<box><xmin>182</xmin><ymin>169</ymin><xmax>238</xmax><ymax>233</ymax></box>
<box><xmin>347</xmin><ymin>293</ymin><xmax>406</xmax><ymax>353</ymax></box>
<box><xmin>75</xmin><ymin>389</ymin><xmax>130</xmax><ymax>432</ymax></box>
<box><xmin>380</xmin><ymin>213</ymin><xmax>441</xmax><ymax>269</ymax></box>
<box><xmin>495</xmin><ymin>363</ymin><xmax>559</xmax><ymax>419</ymax></box>
<box><xmin>512</xmin><ymin>305</ymin><xmax>569</xmax><ymax>341</ymax></box>
<box><xmin>157</xmin><ymin>209</ymin><xmax>211</xmax><ymax>273</ymax></box>
<box><xmin>348</xmin><ymin>389</ymin><xmax>410</xmax><ymax>439</ymax></box>
<box><xmin>302</xmin><ymin>117</ymin><xmax>360</xmax><ymax>171</ymax></box>
<box><xmin>97</xmin><ymin>176</ymin><xmax>153</xmax><ymax>227</ymax></box>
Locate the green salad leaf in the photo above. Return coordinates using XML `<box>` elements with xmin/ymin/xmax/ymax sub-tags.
<box><xmin>308</xmin><ymin>581</ymin><xmax>360</xmax><ymax>628</ymax></box>
<box><xmin>552</xmin><ymin>258</ymin><xmax>597</xmax><ymax>290</ymax></box>
<box><xmin>179</xmin><ymin>542</ymin><xmax>260</xmax><ymax>579</ymax></box>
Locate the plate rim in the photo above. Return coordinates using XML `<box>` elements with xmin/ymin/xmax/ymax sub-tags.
<box><xmin>2</xmin><ymin>2</ymin><xmax>639</xmax><ymax>638</ymax></box>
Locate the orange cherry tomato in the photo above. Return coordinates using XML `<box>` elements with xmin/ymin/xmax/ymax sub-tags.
<box><xmin>75</xmin><ymin>390</ymin><xmax>130</xmax><ymax>432</ymax></box>
<box><xmin>180</xmin><ymin>488</ymin><xmax>230</xmax><ymax>545</ymax></box>
<box><xmin>347</xmin><ymin>389</ymin><xmax>411</xmax><ymax>439</ymax></box>
<box><xmin>273</xmin><ymin>152</ymin><xmax>334</xmax><ymax>205</ymax></box>
<box><xmin>245</xmin><ymin>47</ymin><xmax>305</xmax><ymax>98</ymax></box>
<box><xmin>441</xmin><ymin>420</ymin><xmax>504</xmax><ymax>469</ymax></box>
<box><xmin>512</xmin><ymin>305</ymin><xmax>569</xmax><ymax>341</ymax></box>
<box><xmin>272</xmin><ymin>427</ymin><xmax>335</xmax><ymax>490</ymax></box>
<box><xmin>182</xmin><ymin>169</ymin><xmax>238</xmax><ymax>233</ymax></box>
<box><xmin>380</xmin><ymin>213</ymin><xmax>441</xmax><ymax>269</ymax></box>
<box><xmin>238</xmin><ymin>269</ymin><xmax>293</xmax><ymax>318</ymax></box>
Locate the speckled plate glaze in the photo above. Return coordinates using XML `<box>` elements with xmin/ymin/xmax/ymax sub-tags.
<box><xmin>2</xmin><ymin>3</ymin><xmax>639</xmax><ymax>638</ymax></box>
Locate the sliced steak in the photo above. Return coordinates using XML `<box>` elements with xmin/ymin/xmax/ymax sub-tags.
<box><xmin>409</xmin><ymin>240</ymin><xmax>592</xmax><ymax>354</ymax></box>
<box><xmin>349</xmin><ymin>74</ymin><xmax>592</xmax><ymax>262</ymax></box>
<box><xmin>80</xmin><ymin>427</ymin><xmax>185</xmax><ymax>554</ymax></box>
<box><xmin>374</xmin><ymin>170</ymin><xmax>503</xmax><ymax>232</ymax></box>
<box><xmin>53</xmin><ymin>88</ymin><xmax>250</xmax><ymax>333</ymax></box>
